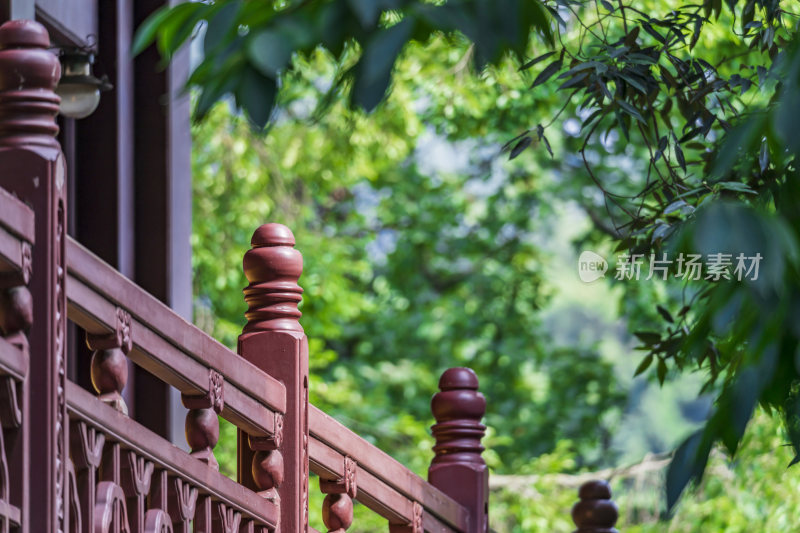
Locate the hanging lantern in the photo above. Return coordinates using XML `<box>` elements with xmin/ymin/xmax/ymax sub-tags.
<box><xmin>55</xmin><ymin>50</ymin><xmax>112</xmax><ymax>119</ymax></box>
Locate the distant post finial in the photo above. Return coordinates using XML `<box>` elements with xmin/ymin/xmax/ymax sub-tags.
<box><xmin>572</xmin><ymin>480</ymin><xmax>619</xmax><ymax>533</ymax></box>
<box><xmin>429</xmin><ymin>367</ymin><xmax>488</xmax><ymax>532</ymax></box>
<box><xmin>242</xmin><ymin>223</ymin><xmax>303</xmax><ymax>334</ymax></box>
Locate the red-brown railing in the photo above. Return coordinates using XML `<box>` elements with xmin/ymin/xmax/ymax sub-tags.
<box><xmin>0</xmin><ymin>18</ymin><xmax>620</xmax><ymax>533</ymax></box>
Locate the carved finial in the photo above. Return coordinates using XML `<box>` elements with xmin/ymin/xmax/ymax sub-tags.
<box><xmin>0</xmin><ymin>20</ymin><xmax>61</xmax><ymax>145</ymax></box>
<box><xmin>572</xmin><ymin>480</ymin><xmax>619</xmax><ymax>533</ymax></box>
<box><xmin>242</xmin><ymin>223</ymin><xmax>304</xmax><ymax>334</ymax></box>
<box><xmin>430</xmin><ymin>367</ymin><xmax>486</xmax><ymax>465</ymax></box>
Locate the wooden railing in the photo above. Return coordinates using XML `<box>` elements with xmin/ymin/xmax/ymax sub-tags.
<box><xmin>0</xmin><ymin>18</ymin><xmax>621</xmax><ymax>533</ymax></box>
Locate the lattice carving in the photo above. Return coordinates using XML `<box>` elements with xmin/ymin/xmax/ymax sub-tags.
<box><xmin>388</xmin><ymin>502</ymin><xmax>423</xmax><ymax>533</ymax></box>
<box><xmin>215</xmin><ymin>503</ymin><xmax>242</xmax><ymax>533</ymax></box>
<box><xmin>122</xmin><ymin>451</ymin><xmax>154</xmax><ymax>533</ymax></box>
<box><xmin>94</xmin><ymin>482</ymin><xmax>131</xmax><ymax>533</ymax></box>
<box><xmin>182</xmin><ymin>369</ymin><xmax>224</xmax><ymax>414</ymax></box>
<box><xmin>0</xmin><ymin>406</ymin><xmax>10</xmax><ymax>533</ymax></box>
<box><xmin>0</xmin><ymin>377</ymin><xmax>20</xmax><ymax>429</ymax></box>
<box><xmin>66</xmin><ymin>459</ymin><xmax>82</xmax><ymax>533</ymax></box>
<box><xmin>143</xmin><ymin>509</ymin><xmax>173</xmax><ymax>533</ymax></box>
<box><xmin>319</xmin><ymin>456</ymin><xmax>357</xmax><ymax>499</ymax></box>
<box><xmin>87</xmin><ymin>308</ymin><xmax>132</xmax><ymax>354</ymax></box>
<box><xmin>249</xmin><ymin>412</ymin><xmax>283</xmax><ymax>451</ymax></box>
<box><xmin>166</xmin><ymin>477</ymin><xmax>197</xmax><ymax>533</ymax></box>
<box><xmin>20</xmin><ymin>241</ymin><xmax>31</xmax><ymax>286</ymax></box>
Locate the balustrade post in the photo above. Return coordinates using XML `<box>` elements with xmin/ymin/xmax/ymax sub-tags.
<box><xmin>0</xmin><ymin>19</ymin><xmax>67</xmax><ymax>533</ymax></box>
<box><xmin>428</xmin><ymin>367</ymin><xmax>489</xmax><ymax>533</ymax></box>
<box><xmin>572</xmin><ymin>480</ymin><xmax>619</xmax><ymax>533</ymax></box>
<box><xmin>238</xmin><ymin>223</ymin><xmax>308</xmax><ymax>532</ymax></box>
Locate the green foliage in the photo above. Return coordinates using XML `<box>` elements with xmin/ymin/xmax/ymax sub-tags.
<box><xmin>133</xmin><ymin>0</ymin><xmax>552</xmax><ymax>125</ymax></box>
<box><xmin>171</xmin><ymin>0</ymin><xmax>800</xmax><ymax>524</ymax></box>
<box><xmin>488</xmin><ymin>411</ymin><xmax>800</xmax><ymax>532</ymax></box>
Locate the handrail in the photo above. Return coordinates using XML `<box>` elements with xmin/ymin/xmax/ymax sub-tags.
<box><xmin>65</xmin><ymin>236</ymin><xmax>286</xmax><ymax>437</ymax></box>
<box><xmin>0</xmin><ymin>335</ymin><xmax>27</xmax><ymax>382</ymax></box>
<box><xmin>309</xmin><ymin>405</ymin><xmax>469</xmax><ymax>532</ymax></box>
<box><xmin>0</xmin><ymin>187</ymin><xmax>34</xmax><ymax>244</ymax></box>
<box><xmin>66</xmin><ymin>381</ymin><xmax>280</xmax><ymax>529</ymax></box>
<box><xmin>0</xmin><ymin>188</ymin><xmax>33</xmax><ymax>278</ymax></box>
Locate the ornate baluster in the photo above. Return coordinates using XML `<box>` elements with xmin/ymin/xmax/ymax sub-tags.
<box><xmin>70</xmin><ymin>421</ymin><xmax>104</xmax><ymax>533</ymax></box>
<box><xmin>181</xmin><ymin>369</ymin><xmax>223</xmax><ymax>469</ymax></box>
<box><xmin>121</xmin><ymin>451</ymin><xmax>153</xmax><ymax>533</ymax></box>
<box><xmin>193</xmin><ymin>495</ymin><xmax>212</xmax><ymax>533</ymax></box>
<box><xmin>86</xmin><ymin>308</ymin><xmax>132</xmax><ymax>414</ymax></box>
<box><xmin>238</xmin><ymin>223</ymin><xmax>308</xmax><ymax>532</ymax></box>
<box><xmin>428</xmin><ymin>367</ymin><xmax>489</xmax><ymax>533</ymax></box>
<box><xmin>319</xmin><ymin>457</ymin><xmax>356</xmax><ymax>533</ymax></box>
<box><xmin>572</xmin><ymin>480</ymin><xmax>619</xmax><ymax>533</ymax></box>
<box><xmin>163</xmin><ymin>476</ymin><xmax>196</xmax><ymax>533</ymax></box>
<box><xmin>213</xmin><ymin>502</ymin><xmax>241</xmax><ymax>533</ymax></box>
<box><xmin>0</xmin><ymin>19</ymin><xmax>67</xmax><ymax>533</ymax></box>
<box><xmin>147</xmin><ymin>470</ymin><xmax>181</xmax><ymax>533</ymax></box>
<box><xmin>0</xmin><ymin>249</ymin><xmax>31</xmax><ymax>526</ymax></box>
<box><xmin>99</xmin><ymin>441</ymin><xmax>125</xmax><ymax>531</ymax></box>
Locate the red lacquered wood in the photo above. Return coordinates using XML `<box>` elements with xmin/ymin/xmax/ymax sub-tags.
<box><xmin>572</xmin><ymin>480</ymin><xmax>619</xmax><ymax>533</ymax></box>
<box><xmin>0</xmin><ymin>335</ymin><xmax>27</xmax><ymax>381</ymax></box>
<box><xmin>86</xmin><ymin>308</ymin><xmax>133</xmax><ymax>414</ymax></box>
<box><xmin>429</xmin><ymin>368</ymin><xmax>489</xmax><ymax>533</ymax></box>
<box><xmin>309</xmin><ymin>405</ymin><xmax>468</xmax><ymax>531</ymax></box>
<box><xmin>65</xmin><ymin>236</ymin><xmax>287</xmax><ymax>414</ymax></box>
<box><xmin>238</xmin><ymin>223</ymin><xmax>308</xmax><ymax>532</ymax></box>
<box><xmin>66</xmin><ymin>381</ymin><xmax>280</xmax><ymax>529</ymax></box>
<box><xmin>0</xmin><ymin>18</ymin><xmax>64</xmax><ymax>533</ymax></box>
<box><xmin>64</xmin><ymin>240</ymin><xmax>285</xmax><ymax>440</ymax></box>
<box><xmin>0</xmin><ymin>187</ymin><xmax>34</xmax><ymax>244</ymax></box>
<box><xmin>319</xmin><ymin>456</ymin><xmax>356</xmax><ymax>532</ymax></box>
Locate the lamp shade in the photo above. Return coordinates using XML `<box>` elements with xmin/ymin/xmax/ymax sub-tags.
<box><xmin>55</xmin><ymin>51</ymin><xmax>109</xmax><ymax>119</ymax></box>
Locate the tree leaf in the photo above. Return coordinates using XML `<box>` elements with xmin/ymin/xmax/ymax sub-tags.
<box><xmin>520</xmin><ymin>51</ymin><xmax>556</xmax><ymax>71</ymax></box>
<box><xmin>657</xmin><ymin>358</ymin><xmax>668</xmax><ymax>384</ymax></box>
<box><xmin>531</xmin><ymin>57</ymin><xmax>563</xmax><ymax>88</ymax></box>
<box><xmin>235</xmin><ymin>65</ymin><xmax>276</xmax><ymax>129</ymax></box>
<box><xmin>247</xmin><ymin>28</ymin><xmax>294</xmax><ymax>78</ymax></box>
<box><xmin>634</xmin><ymin>353</ymin><xmax>654</xmax><ymax>376</ymax></box>
<box><xmin>132</xmin><ymin>5</ymin><xmax>173</xmax><ymax>56</ymax></box>
<box><xmin>509</xmin><ymin>136</ymin><xmax>532</xmax><ymax>160</ymax></box>
<box><xmin>352</xmin><ymin>19</ymin><xmax>415</xmax><ymax>111</ymax></box>
<box><xmin>666</xmin><ymin>430</ymin><xmax>711</xmax><ymax>510</ymax></box>
<box><xmin>657</xmin><ymin>305</ymin><xmax>674</xmax><ymax>323</ymax></box>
